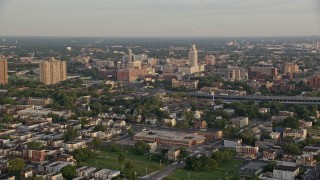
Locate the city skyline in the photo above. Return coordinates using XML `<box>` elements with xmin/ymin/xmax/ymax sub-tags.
<box><xmin>0</xmin><ymin>0</ymin><xmax>319</xmax><ymax>37</ymax></box>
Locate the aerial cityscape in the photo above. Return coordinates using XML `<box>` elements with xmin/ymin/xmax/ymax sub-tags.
<box><xmin>0</xmin><ymin>0</ymin><xmax>320</xmax><ymax>180</ymax></box>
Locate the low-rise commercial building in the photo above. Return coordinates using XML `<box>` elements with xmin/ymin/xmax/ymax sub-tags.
<box><xmin>172</xmin><ymin>79</ymin><xmax>199</xmax><ymax>90</ymax></box>
<box><xmin>134</xmin><ymin>130</ymin><xmax>206</xmax><ymax>148</ymax></box>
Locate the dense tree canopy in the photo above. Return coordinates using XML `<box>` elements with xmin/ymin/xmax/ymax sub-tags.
<box><xmin>61</xmin><ymin>165</ymin><xmax>77</xmax><ymax>180</ymax></box>
<box><xmin>8</xmin><ymin>158</ymin><xmax>25</xmax><ymax>174</ymax></box>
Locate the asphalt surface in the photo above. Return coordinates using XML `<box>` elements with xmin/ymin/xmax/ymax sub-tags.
<box><xmin>140</xmin><ymin>161</ymin><xmax>186</xmax><ymax>180</ymax></box>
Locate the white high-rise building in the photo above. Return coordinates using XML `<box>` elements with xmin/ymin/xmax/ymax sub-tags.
<box><xmin>189</xmin><ymin>44</ymin><xmax>198</xmax><ymax>67</ymax></box>
<box><xmin>316</xmin><ymin>42</ymin><xmax>320</xmax><ymax>50</ymax></box>
<box><xmin>128</xmin><ymin>49</ymin><xmax>133</xmax><ymax>62</ymax></box>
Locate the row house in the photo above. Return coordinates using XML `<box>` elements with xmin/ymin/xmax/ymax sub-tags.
<box><xmin>36</xmin><ymin>172</ymin><xmax>63</xmax><ymax>180</ymax></box>
<box><xmin>98</xmin><ymin>113</ymin><xmax>126</xmax><ymax>120</ymax></box>
<box><xmin>302</xmin><ymin>146</ymin><xmax>320</xmax><ymax>156</ymax></box>
<box><xmin>19</xmin><ymin>121</ymin><xmax>51</xmax><ymax>131</ymax></box>
<box><xmin>0</xmin><ymin>139</ymin><xmax>10</xmax><ymax>148</ymax></box>
<box><xmin>4</xmin><ymin>122</ymin><xmax>22</xmax><ymax>129</ymax></box>
<box><xmin>76</xmin><ymin>166</ymin><xmax>120</xmax><ymax>180</ymax></box>
<box><xmin>77</xmin><ymin>166</ymin><xmax>98</xmax><ymax>178</ymax></box>
<box><xmin>263</xmin><ymin>149</ymin><xmax>281</xmax><ymax>160</ymax></box>
<box><xmin>10</xmin><ymin>132</ymin><xmax>33</xmax><ymax>141</ymax></box>
<box><xmin>283</xmin><ymin>128</ymin><xmax>307</xmax><ymax>140</ymax></box>
<box><xmin>43</xmin><ymin>124</ymin><xmax>68</xmax><ymax>133</ymax></box>
<box><xmin>296</xmin><ymin>154</ymin><xmax>316</xmax><ymax>166</ymax></box>
<box><xmin>236</xmin><ymin>145</ymin><xmax>259</xmax><ymax>159</ymax></box>
<box><xmin>39</xmin><ymin>161</ymin><xmax>74</xmax><ymax>173</ymax></box>
<box><xmin>62</xmin><ymin>141</ymin><xmax>87</xmax><ymax>152</ymax></box>
<box><xmin>48</xmin><ymin>140</ymin><xmax>64</xmax><ymax>148</ymax></box>
<box><xmin>93</xmin><ymin>169</ymin><xmax>121</xmax><ymax>180</ymax></box>
<box><xmin>41</xmin><ymin>133</ymin><xmax>64</xmax><ymax>140</ymax></box>
<box><xmin>23</xmin><ymin>149</ymin><xmax>46</xmax><ymax>163</ymax></box>
<box><xmin>55</xmin><ymin>154</ymin><xmax>75</xmax><ymax>163</ymax></box>
<box><xmin>0</xmin><ymin>129</ymin><xmax>16</xmax><ymax>136</ymax></box>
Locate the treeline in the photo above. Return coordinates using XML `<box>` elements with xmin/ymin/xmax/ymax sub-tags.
<box><xmin>185</xmin><ymin>150</ymin><xmax>234</xmax><ymax>172</ymax></box>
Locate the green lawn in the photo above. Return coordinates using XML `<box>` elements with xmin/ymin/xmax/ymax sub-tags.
<box><xmin>80</xmin><ymin>148</ymin><xmax>163</xmax><ymax>176</ymax></box>
<box><xmin>166</xmin><ymin>159</ymin><xmax>243</xmax><ymax>180</ymax></box>
<box><xmin>308</xmin><ymin>127</ymin><xmax>320</xmax><ymax>134</ymax></box>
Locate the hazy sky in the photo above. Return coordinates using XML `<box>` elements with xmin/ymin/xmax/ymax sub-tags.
<box><xmin>0</xmin><ymin>0</ymin><xmax>319</xmax><ymax>37</ymax></box>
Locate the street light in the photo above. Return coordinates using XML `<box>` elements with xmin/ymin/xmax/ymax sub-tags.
<box><xmin>135</xmin><ymin>171</ymin><xmax>137</xmax><ymax>179</ymax></box>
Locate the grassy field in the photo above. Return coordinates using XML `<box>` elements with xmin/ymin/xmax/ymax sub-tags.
<box><xmin>166</xmin><ymin>159</ymin><xmax>243</xmax><ymax>180</ymax></box>
<box><xmin>80</xmin><ymin>148</ymin><xmax>163</xmax><ymax>176</ymax></box>
<box><xmin>308</xmin><ymin>127</ymin><xmax>320</xmax><ymax>134</ymax></box>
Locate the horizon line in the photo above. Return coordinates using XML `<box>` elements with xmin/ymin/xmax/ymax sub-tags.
<box><xmin>1</xmin><ymin>35</ymin><xmax>320</xmax><ymax>39</ymax></box>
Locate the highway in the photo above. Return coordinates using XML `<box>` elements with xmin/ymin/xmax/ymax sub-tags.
<box><xmin>190</xmin><ymin>93</ymin><xmax>320</xmax><ymax>105</ymax></box>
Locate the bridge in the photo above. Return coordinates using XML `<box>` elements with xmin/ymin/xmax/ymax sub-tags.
<box><xmin>189</xmin><ymin>93</ymin><xmax>320</xmax><ymax>105</ymax></box>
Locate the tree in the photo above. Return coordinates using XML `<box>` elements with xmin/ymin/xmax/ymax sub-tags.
<box><xmin>125</xmin><ymin>160</ymin><xmax>134</xmax><ymax>172</ymax></box>
<box><xmin>28</xmin><ymin>142</ymin><xmax>45</xmax><ymax>150</ymax></box>
<box><xmin>283</xmin><ymin>117</ymin><xmax>299</xmax><ymax>129</ymax></box>
<box><xmin>128</xmin><ymin>128</ymin><xmax>134</xmax><ymax>136</ymax></box>
<box><xmin>2</xmin><ymin>115</ymin><xmax>14</xmax><ymax>123</ymax></box>
<box><xmin>61</xmin><ymin>165</ymin><xmax>76</xmax><ymax>180</ymax></box>
<box><xmin>265</xmin><ymin>161</ymin><xmax>276</xmax><ymax>172</ymax></box>
<box><xmin>92</xmin><ymin>137</ymin><xmax>102</xmax><ymax>148</ymax></box>
<box><xmin>72</xmin><ymin>148</ymin><xmax>95</xmax><ymax>163</ymax></box>
<box><xmin>134</xmin><ymin>141</ymin><xmax>150</xmax><ymax>155</ymax></box>
<box><xmin>223</xmin><ymin>126</ymin><xmax>239</xmax><ymax>139</ymax></box>
<box><xmin>178</xmin><ymin>147</ymin><xmax>188</xmax><ymax>159</ymax></box>
<box><xmin>186</xmin><ymin>155</ymin><xmax>217</xmax><ymax>172</ymax></box>
<box><xmin>110</xmin><ymin>143</ymin><xmax>122</xmax><ymax>152</ymax></box>
<box><xmin>118</xmin><ymin>152</ymin><xmax>126</xmax><ymax>164</ymax></box>
<box><xmin>285</xmin><ymin>143</ymin><xmax>301</xmax><ymax>155</ymax></box>
<box><xmin>183</xmin><ymin>111</ymin><xmax>194</xmax><ymax>123</ymax></box>
<box><xmin>47</xmin><ymin>113</ymin><xmax>62</xmax><ymax>122</ymax></box>
<box><xmin>8</xmin><ymin>158</ymin><xmax>25</xmax><ymax>174</ymax></box>
<box><xmin>63</xmin><ymin>127</ymin><xmax>78</xmax><ymax>142</ymax></box>
<box><xmin>261</xmin><ymin>132</ymin><xmax>272</xmax><ymax>140</ymax></box>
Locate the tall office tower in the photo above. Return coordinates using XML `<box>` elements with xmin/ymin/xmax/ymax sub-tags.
<box><xmin>0</xmin><ymin>58</ymin><xmax>8</xmax><ymax>85</ymax></box>
<box><xmin>128</xmin><ymin>49</ymin><xmax>133</xmax><ymax>62</ymax></box>
<box><xmin>317</xmin><ymin>42</ymin><xmax>320</xmax><ymax>50</ymax></box>
<box><xmin>39</xmin><ymin>57</ymin><xmax>67</xmax><ymax>85</ymax></box>
<box><xmin>189</xmin><ymin>44</ymin><xmax>198</xmax><ymax>67</ymax></box>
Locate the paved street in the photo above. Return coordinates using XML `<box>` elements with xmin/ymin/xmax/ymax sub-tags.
<box><xmin>140</xmin><ymin>161</ymin><xmax>186</xmax><ymax>180</ymax></box>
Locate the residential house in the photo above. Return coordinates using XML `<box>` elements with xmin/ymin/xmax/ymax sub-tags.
<box><xmin>102</xmin><ymin>119</ymin><xmax>114</xmax><ymax>127</ymax></box>
<box><xmin>163</xmin><ymin>118</ymin><xmax>176</xmax><ymax>127</ymax></box>
<box><xmin>263</xmin><ymin>149</ymin><xmax>277</xmax><ymax>160</ymax></box>
<box><xmin>167</xmin><ymin>149</ymin><xmax>181</xmax><ymax>161</ymax></box>
<box><xmin>231</xmin><ymin>117</ymin><xmax>248</xmax><ymax>128</ymax></box>
<box><xmin>194</xmin><ymin>120</ymin><xmax>207</xmax><ymax>129</ymax></box>
<box><xmin>113</xmin><ymin>120</ymin><xmax>126</xmax><ymax>128</ymax></box>
<box><xmin>145</xmin><ymin>117</ymin><xmax>157</xmax><ymax>125</ymax></box>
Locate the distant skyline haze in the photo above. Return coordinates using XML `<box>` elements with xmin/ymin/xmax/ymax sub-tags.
<box><xmin>0</xmin><ymin>0</ymin><xmax>319</xmax><ymax>37</ymax></box>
